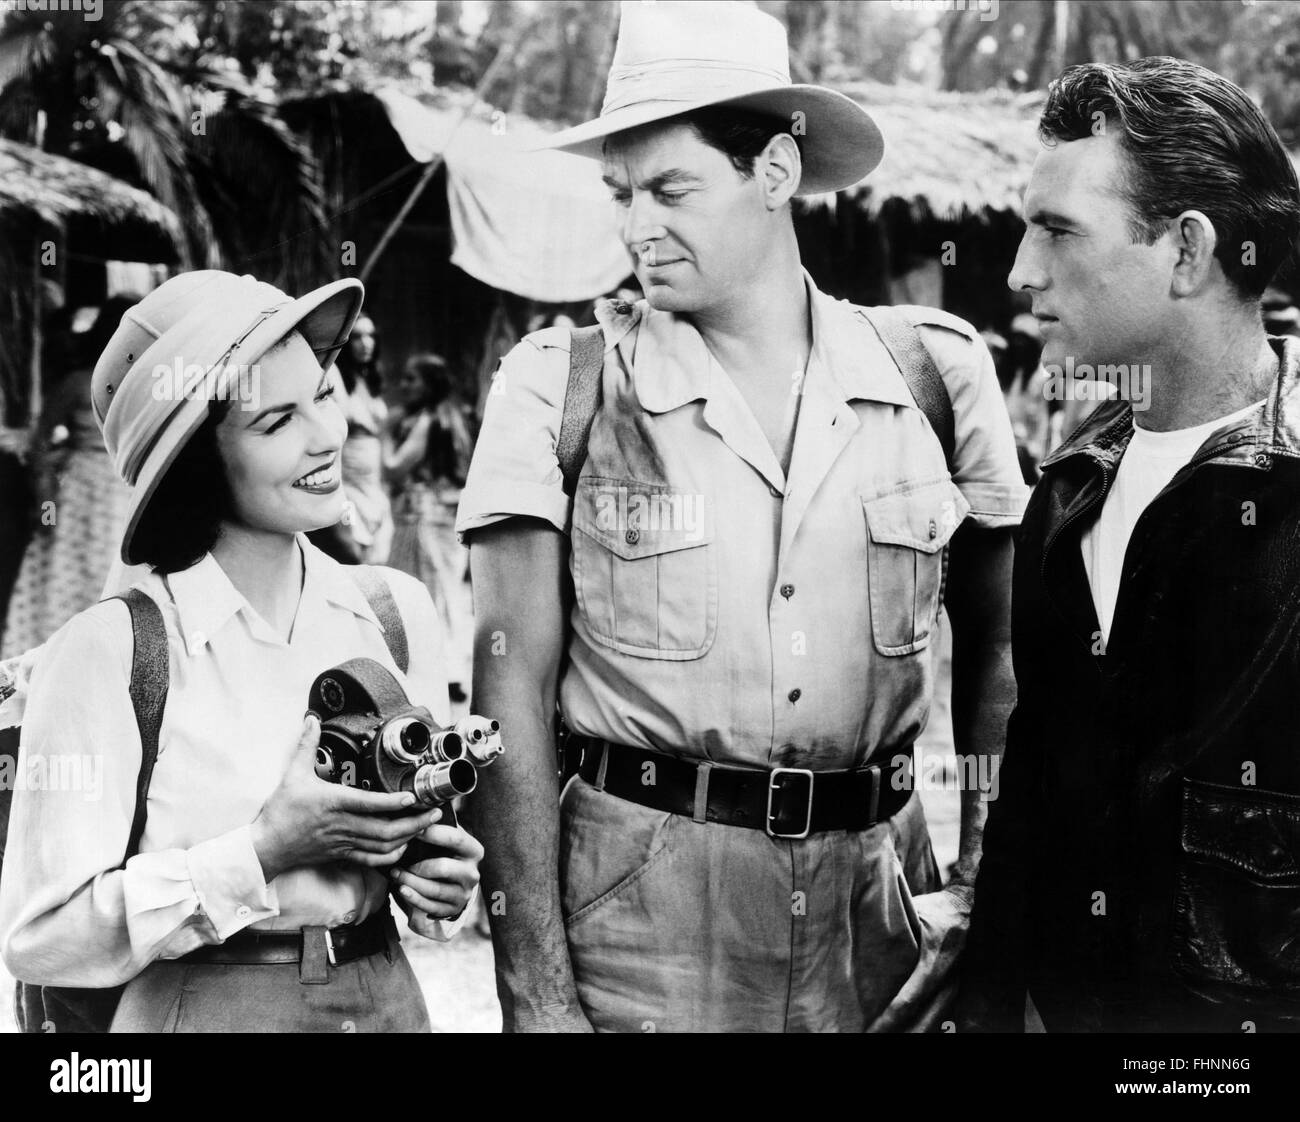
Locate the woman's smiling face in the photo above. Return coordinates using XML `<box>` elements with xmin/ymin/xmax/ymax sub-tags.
<box><xmin>215</xmin><ymin>330</ymin><xmax>347</xmax><ymax>536</ymax></box>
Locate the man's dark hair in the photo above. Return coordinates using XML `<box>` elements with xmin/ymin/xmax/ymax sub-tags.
<box><xmin>604</xmin><ymin>106</ymin><xmax>802</xmax><ymax>182</ymax></box>
<box><xmin>1039</xmin><ymin>57</ymin><xmax>1300</xmax><ymax>300</ymax></box>
<box><xmin>132</xmin><ymin>399</ymin><xmax>235</xmax><ymax>573</ymax></box>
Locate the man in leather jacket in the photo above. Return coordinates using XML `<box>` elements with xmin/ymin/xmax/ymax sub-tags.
<box><xmin>959</xmin><ymin>57</ymin><xmax>1300</xmax><ymax>1033</ymax></box>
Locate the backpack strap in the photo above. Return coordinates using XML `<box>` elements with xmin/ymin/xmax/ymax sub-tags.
<box><xmin>557</xmin><ymin>324</ymin><xmax>606</xmax><ymax>497</ymax></box>
<box><xmin>857</xmin><ymin>305</ymin><xmax>956</xmax><ymax>470</ymax></box>
<box><xmin>118</xmin><ymin>589</ymin><xmax>169</xmax><ymax>866</ymax></box>
<box><xmin>350</xmin><ymin>566</ymin><xmax>409</xmax><ymax>675</ymax></box>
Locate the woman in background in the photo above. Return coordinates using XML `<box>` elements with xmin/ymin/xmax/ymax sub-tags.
<box><xmin>308</xmin><ymin>313</ymin><xmax>394</xmax><ymax>565</ymax></box>
<box><xmin>1</xmin><ymin>299</ymin><xmax>136</xmax><ymax>659</ymax></box>
<box><xmin>385</xmin><ymin>354</ymin><xmax>474</xmax><ymax>703</ymax></box>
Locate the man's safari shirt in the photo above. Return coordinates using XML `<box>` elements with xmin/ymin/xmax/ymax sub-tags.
<box><xmin>457</xmin><ymin>274</ymin><xmax>1027</xmax><ymax>770</ymax></box>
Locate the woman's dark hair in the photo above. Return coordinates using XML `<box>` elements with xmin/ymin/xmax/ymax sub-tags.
<box><xmin>1040</xmin><ymin>57</ymin><xmax>1300</xmax><ymax>299</ymax></box>
<box><xmin>406</xmin><ymin>353</ymin><xmax>451</xmax><ymax>407</ymax></box>
<box><xmin>335</xmin><ymin>314</ymin><xmax>383</xmax><ymax>396</ymax></box>
<box><xmin>131</xmin><ymin>399</ymin><xmax>235</xmax><ymax>574</ymax></box>
<box><xmin>604</xmin><ymin>106</ymin><xmax>803</xmax><ymax>182</ymax></box>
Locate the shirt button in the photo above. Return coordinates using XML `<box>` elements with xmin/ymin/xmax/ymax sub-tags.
<box><xmin>235</xmin><ymin>905</ymin><xmax>252</xmax><ymax>919</ymax></box>
<box><xmin>342</xmin><ymin>911</ymin><xmax>356</xmax><ymax>925</ymax></box>
<box><xmin>625</xmin><ymin>527</ymin><xmax>640</xmax><ymax>545</ymax></box>
<box><xmin>788</xmin><ymin>688</ymin><xmax>802</xmax><ymax>703</ymax></box>
<box><xmin>928</xmin><ymin>520</ymin><xmax>938</xmax><ymax>540</ymax></box>
<box><xmin>780</xmin><ymin>583</ymin><xmax>795</xmax><ymax>599</ymax></box>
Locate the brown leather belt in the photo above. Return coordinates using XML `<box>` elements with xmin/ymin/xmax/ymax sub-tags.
<box><xmin>179</xmin><ymin>908</ymin><xmax>393</xmax><ymax>974</ymax></box>
<box><xmin>572</xmin><ymin>735</ymin><xmax>915</xmax><ymax>838</ymax></box>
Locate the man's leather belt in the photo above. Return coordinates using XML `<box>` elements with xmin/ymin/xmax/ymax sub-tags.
<box><xmin>179</xmin><ymin>908</ymin><xmax>391</xmax><ymax>967</ymax></box>
<box><xmin>572</xmin><ymin>735</ymin><xmax>914</xmax><ymax>838</ymax></box>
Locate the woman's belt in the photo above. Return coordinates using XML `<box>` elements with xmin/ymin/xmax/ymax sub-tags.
<box><xmin>572</xmin><ymin>736</ymin><xmax>915</xmax><ymax>839</ymax></box>
<box><xmin>178</xmin><ymin>908</ymin><xmax>393</xmax><ymax>981</ymax></box>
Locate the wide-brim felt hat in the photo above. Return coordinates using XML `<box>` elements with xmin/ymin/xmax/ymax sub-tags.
<box><xmin>91</xmin><ymin>270</ymin><xmax>365</xmax><ymax>565</ymax></box>
<box><xmin>537</xmin><ymin>1</ymin><xmax>884</xmax><ymax>196</ymax></box>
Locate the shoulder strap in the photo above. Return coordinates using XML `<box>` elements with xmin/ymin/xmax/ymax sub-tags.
<box><xmin>350</xmin><ymin>566</ymin><xmax>409</xmax><ymax>675</ymax></box>
<box><xmin>858</xmin><ymin>305</ymin><xmax>956</xmax><ymax>470</ymax></box>
<box><xmin>118</xmin><ymin>589</ymin><xmax>168</xmax><ymax>866</ymax></box>
<box><xmin>557</xmin><ymin>324</ymin><xmax>606</xmax><ymax>497</ymax></box>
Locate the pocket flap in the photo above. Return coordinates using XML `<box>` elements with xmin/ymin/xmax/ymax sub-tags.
<box><xmin>863</xmin><ymin>479</ymin><xmax>970</xmax><ymax>554</ymax></box>
<box><xmin>1181</xmin><ymin>779</ymin><xmax>1300</xmax><ymax>882</ymax></box>
<box><xmin>573</xmin><ymin>478</ymin><xmax>713</xmax><ymax>560</ymax></box>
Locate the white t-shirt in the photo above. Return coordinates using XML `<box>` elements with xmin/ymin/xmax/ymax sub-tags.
<box><xmin>1081</xmin><ymin>401</ymin><xmax>1263</xmax><ymax>645</ymax></box>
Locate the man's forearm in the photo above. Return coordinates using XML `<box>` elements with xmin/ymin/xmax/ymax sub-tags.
<box><xmin>948</xmin><ymin>632</ymin><xmax>1016</xmax><ymax>889</ymax></box>
<box><xmin>466</xmin><ymin>705</ymin><xmax>583</xmax><ymax>1027</ymax></box>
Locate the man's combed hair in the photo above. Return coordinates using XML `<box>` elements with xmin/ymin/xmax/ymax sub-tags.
<box><xmin>604</xmin><ymin>106</ymin><xmax>803</xmax><ymax>181</ymax></box>
<box><xmin>1040</xmin><ymin>57</ymin><xmax>1300</xmax><ymax>299</ymax></box>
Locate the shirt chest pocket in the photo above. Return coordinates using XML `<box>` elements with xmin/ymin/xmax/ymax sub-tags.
<box><xmin>571</xmin><ymin>478</ymin><xmax>717</xmax><ymax>660</ymax></box>
<box><xmin>862</xmin><ymin>479</ymin><xmax>969</xmax><ymax>657</ymax></box>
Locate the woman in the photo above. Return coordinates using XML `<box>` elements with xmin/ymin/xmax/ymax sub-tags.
<box><xmin>384</xmin><ymin>354</ymin><xmax>475</xmax><ymax>703</ymax></box>
<box><xmin>0</xmin><ymin>271</ymin><xmax>482</xmax><ymax>1033</ymax></box>
<box><xmin>308</xmin><ymin>312</ymin><xmax>394</xmax><ymax>565</ymax></box>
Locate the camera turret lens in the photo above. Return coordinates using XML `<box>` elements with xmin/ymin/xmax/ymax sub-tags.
<box><xmin>381</xmin><ymin>718</ymin><xmax>433</xmax><ymax>765</ymax></box>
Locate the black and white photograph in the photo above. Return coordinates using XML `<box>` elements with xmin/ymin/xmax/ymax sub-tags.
<box><xmin>0</xmin><ymin>0</ymin><xmax>1296</xmax><ymax>1094</ymax></box>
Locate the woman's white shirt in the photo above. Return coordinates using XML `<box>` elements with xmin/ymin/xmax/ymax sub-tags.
<box><xmin>0</xmin><ymin>534</ymin><xmax>464</xmax><ymax>988</ymax></box>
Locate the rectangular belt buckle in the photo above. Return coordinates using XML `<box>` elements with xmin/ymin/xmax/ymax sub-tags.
<box><xmin>324</xmin><ymin>929</ymin><xmax>337</xmax><ymax>967</ymax></box>
<box><xmin>766</xmin><ymin>767</ymin><xmax>815</xmax><ymax>839</ymax></box>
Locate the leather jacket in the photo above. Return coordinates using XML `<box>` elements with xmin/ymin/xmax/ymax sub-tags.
<box><xmin>961</xmin><ymin>335</ymin><xmax>1300</xmax><ymax>1032</ymax></box>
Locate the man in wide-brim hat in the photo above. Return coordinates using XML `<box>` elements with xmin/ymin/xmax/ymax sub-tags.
<box><xmin>460</xmin><ymin>0</ymin><xmax>1026</xmax><ymax>1032</ymax></box>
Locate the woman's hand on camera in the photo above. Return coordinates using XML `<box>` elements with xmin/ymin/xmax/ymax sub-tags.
<box><xmin>250</xmin><ymin>715</ymin><xmax>443</xmax><ymax>882</ymax></box>
<box><xmin>390</xmin><ymin>823</ymin><xmax>485</xmax><ymax>930</ymax></box>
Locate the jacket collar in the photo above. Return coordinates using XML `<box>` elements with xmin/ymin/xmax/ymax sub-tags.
<box><xmin>1041</xmin><ymin>335</ymin><xmax>1300</xmax><ymax>473</ymax></box>
<box><xmin>164</xmin><ymin>533</ymin><xmax>382</xmax><ymax>656</ymax></box>
<box><xmin>605</xmin><ymin>270</ymin><xmax>914</xmax><ymax>414</ymax></box>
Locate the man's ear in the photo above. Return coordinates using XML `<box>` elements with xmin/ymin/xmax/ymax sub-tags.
<box><xmin>758</xmin><ymin>133</ymin><xmax>802</xmax><ymax>208</ymax></box>
<box><xmin>1169</xmin><ymin>209</ymin><xmax>1218</xmax><ymax>297</ymax></box>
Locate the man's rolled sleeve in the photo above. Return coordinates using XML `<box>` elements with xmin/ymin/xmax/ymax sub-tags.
<box><xmin>456</xmin><ymin>330</ymin><xmax>572</xmax><ymax>541</ymax></box>
<box><xmin>917</xmin><ymin>319</ymin><xmax>1030</xmax><ymax>529</ymax></box>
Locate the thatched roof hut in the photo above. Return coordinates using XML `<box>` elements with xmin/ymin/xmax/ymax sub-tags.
<box><xmin>827</xmin><ymin>81</ymin><xmax>1045</xmax><ymax>222</ymax></box>
<box><xmin>0</xmin><ymin>139</ymin><xmax>183</xmax><ymax>262</ymax></box>
<box><xmin>0</xmin><ymin>140</ymin><xmax>183</xmax><ymax>432</ymax></box>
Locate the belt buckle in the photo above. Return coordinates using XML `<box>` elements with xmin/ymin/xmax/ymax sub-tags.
<box><xmin>324</xmin><ymin>929</ymin><xmax>337</xmax><ymax>966</ymax></box>
<box><xmin>766</xmin><ymin>767</ymin><xmax>815</xmax><ymax>839</ymax></box>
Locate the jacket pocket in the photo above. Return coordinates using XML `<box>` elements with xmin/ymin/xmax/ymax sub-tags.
<box><xmin>571</xmin><ymin>477</ymin><xmax>717</xmax><ymax>660</ymax></box>
<box><xmin>862</xmin><ymin>478</ymin><xmax>968</xmax><ymax>656</ymax></box>
<box><xmin>1171</xmin><ymin>778</ymin><xmax>1300</xmax><ymax>1004</ymax></box>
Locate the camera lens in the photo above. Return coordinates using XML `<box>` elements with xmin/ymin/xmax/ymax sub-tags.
<box><xmin>413</xmin><ymin>758</ymin><xmax>478</xmax><ymax>804</ymax></box>
<box><xmin>401</xmin><ymin>721</ymin><xmax>431</xmax><ymax>757</ymax></box>
<box><xmin>381</xmin><ymin>718</ymin><xmax>431</xmax><ymax>765</ymax></box>
<box><xmin>427</xmin><ymin>730</ymin><xmax>465</xmax><ymax>763</ymax></box>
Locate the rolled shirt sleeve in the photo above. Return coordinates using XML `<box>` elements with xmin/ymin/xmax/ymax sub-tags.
<box><xmin>0</xmin><ymin>603</ymin><xmax>275</xmax><ymax>989</ymax></box>
<box><xmin>914</xmin><ymin>313</ymin><xmax>1030</xmax><ymax>529</ymax></box>
<box><xmin>456</xmin><ymin>327</ymin><xmax>573</xmax><ymax>541</ymax></box>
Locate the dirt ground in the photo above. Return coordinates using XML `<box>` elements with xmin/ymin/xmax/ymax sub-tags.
<box><xmin>0</xmin><ymin>619</ymin><xmax>962</xmax><ymax>1034</ymax></box>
